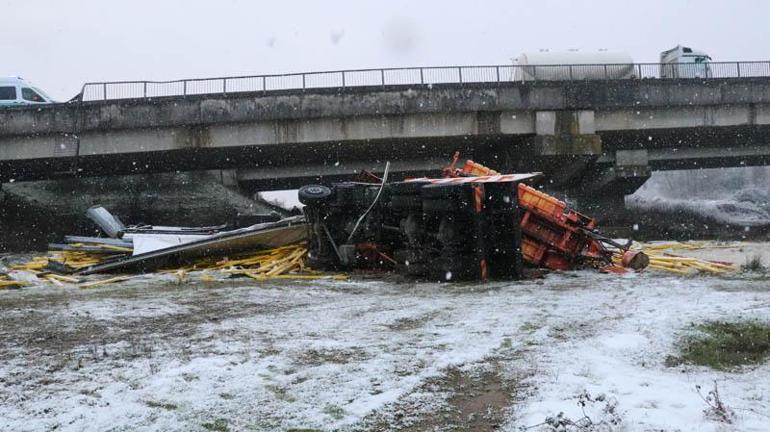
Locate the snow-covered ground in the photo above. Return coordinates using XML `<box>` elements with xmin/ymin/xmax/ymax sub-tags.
<box><xmin>258</xmin><ymin>190</ymin><xmax>303</xmax><ymax>211</ymax></box>
<box><xmin>1</xmin><ymin>266</ymin><xmax>769</xmax><ymax>431</ymax></box>
<box><xmin>629</xmin><ymin>167</ymin><xmax>770</xmax><ymax>227</ymax></box>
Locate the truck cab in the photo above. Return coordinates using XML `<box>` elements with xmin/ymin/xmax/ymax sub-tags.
<box><xmin>659</xmin><ymin>45</ymin><xmax>712</xmax><ymax>78</ymax></box>
<box><xmin>0</xmin><ymin>77</ymin><xmax>55</xmax><ymax>107</ymax></box>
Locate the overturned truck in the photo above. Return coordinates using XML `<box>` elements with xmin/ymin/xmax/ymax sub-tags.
<box><xmin>300</xmin><ymin>157</ymin><xmax>647</xmax><ymax>281</ymax></box>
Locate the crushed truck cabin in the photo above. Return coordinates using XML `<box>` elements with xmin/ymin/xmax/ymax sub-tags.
<box><xmin>299</xmin><ymin>154</ymin><xmax>647</xmax><ymax>281</ymax></box>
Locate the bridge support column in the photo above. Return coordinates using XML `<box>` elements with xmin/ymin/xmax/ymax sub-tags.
<box><xmin>218</xmin><ymin>169</ymin><xmax>239</xmax><ymax>188</ymax></box>
<box><xmin>518</xmin><ymin>110</ymin><xmax>602</xmax><ymax>185</ymax></box>
<box><xmin>571</xmin><ymin>149</ymin><xmax>652</xmax><ymax>225</ymax></box>
<box><xmin>581</xmin><ymin>150</ymin><xmax>651</xmax><ymax>195</ymax></box>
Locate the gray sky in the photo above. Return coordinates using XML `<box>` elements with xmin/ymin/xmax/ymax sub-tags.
<box><xmin>3</xmin><ymin>0</ymin><xmax>769</xmax><ymax>100</ymax></box>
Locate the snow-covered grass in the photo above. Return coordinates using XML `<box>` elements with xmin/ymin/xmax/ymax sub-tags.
<box><xmin>0</xmin><ymin>270</ymin><xmax>769</xmax><ymax>431</ymax></box>
<box><xmin>515</xmin><ymin>274</ymin><xmax>770</xmax><ymax>432</ymax></box>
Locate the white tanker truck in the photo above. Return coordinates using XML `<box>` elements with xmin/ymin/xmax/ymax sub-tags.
<box><xmin>659</xmin><ymin>45</ymin><xmax>712</xmax><ymax>78</ymax></box>
<box><xmin>511</xmin><ymin>45</ymin><xmax>712</xmax><ymax>81</ymax></box>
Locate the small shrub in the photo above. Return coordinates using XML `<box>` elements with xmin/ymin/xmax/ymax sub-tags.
<box><xmin>323</xmin><ymin>404</ymin><xmax>346</xmax><ymax>420</ymax></box>
<box><xmin>500</xmin><ymin>337</ymin><xmax>513</xmax><ymax>349</ymax></box>
<box><xmin>696</xmin><ymin>381</ymin><xmax>735</xmax><ymax>424</ymax></box>
<box><xmin>528</xmin><ymin>390</ymin><xmax>623</xmax><ymax>431</ymax></box>
<box><xmin>144</xmin><ymin>400</ymin><xmax>177</xmax><ymax>410</ymax></box>
<box><xmin>202</xmin><ymin>419</ymin><xmax>229</xmax><ymax>432</ymax></box>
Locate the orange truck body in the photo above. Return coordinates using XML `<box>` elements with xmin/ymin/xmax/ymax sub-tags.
<box><xmin>517</xmin><ymin>183</ymin><xmax>603</xmax><ymax>270</ymax></box>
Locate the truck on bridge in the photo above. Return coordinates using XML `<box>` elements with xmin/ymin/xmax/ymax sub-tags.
<box><xmin>659</xmin><ymin>45</ymin><xmax>713</xmax><ymax>78</ymax></box>
<box><xmin>512</xmin><ymin>45</ymin><xmax>713</xmax><ymax>81</ymax></box>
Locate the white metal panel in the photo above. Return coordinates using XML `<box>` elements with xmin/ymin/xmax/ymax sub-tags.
<box><xmin>516</xmin><ymin>51</ymin><xmax>633</xmax><ymax>66</ymax></box>
<box><xmin>513</xmin><ymin>51</ymin><xmax>634</xmax><ymax>80</ymax></box>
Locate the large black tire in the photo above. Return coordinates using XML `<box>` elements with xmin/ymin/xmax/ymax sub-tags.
<box><xmin>430</xmin><ymin>254</ymin><xmax>478</xmax><ymax>282</ymax></box>
<box><xmin>393</xmin><ymin>249</ymin><xmax>431</xmax><ymax>277</ymax></box>
<box><xmin>298</xmin><ymin>185</ymin><xmax>333</xmax><ymax>205</ymax></box>
<box><xmin>395</xmin><ymin>262</ymin><xmax>427</xmax><ymax>277</ymax></box>
<box><xmin>389</xmin><ymin>194</ymin><xmax>422</xmax><ymax>212</ymax></box>
<box><xmin>393</xmin><ymin>248</ymin><xmax>430</xmax><ymax>264</ymax></box>
<box><xmin>421</xmin><ymin>184</ymin><xmax>472</xmax><ymax>214</ymax></box>
<box><xmin>421</xmin><ymin>183</ymin><xmax>469</xmax><ymax>200</ymax></box>
<box><xmin>423</xmin><ymin>198</ymin><xmax>470</xmax><ymax>214</ymax></box>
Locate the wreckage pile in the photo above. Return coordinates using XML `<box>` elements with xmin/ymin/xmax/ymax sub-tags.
<box><xmin>618</xmin><ymin>241</ymin><xmax>739</xmax><ymax>275</ymax></box>
<box><xmin>0</xmin><ymin>206</ymin><xmax>341</xmax><ymax>288</ymax></box>
<box><xmin>299</xmin><ymin>154</ymin><xmax>651</xmax><ymax>280</ymax></box>
<box><xmin>5</xmin><ymin>243</ymin><xmax>344</xmax><ymax>288</ymax></box>
<box><xmin>0</xmin><ymin>272</ymin><xmax>26</xmax><ymax>289</ymax></box>
<box><xmin>0</xmin><ymin>155</ymin><xmax>748</xmax><ymax>290</ymax></box>
<box><xmin>296</xmin><ymin>155</ymin><xmax>748</xmax><ymax>280</ymax></box>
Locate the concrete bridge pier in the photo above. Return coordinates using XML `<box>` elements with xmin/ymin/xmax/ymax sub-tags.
<box><xmin>570</xmin><ymin>193</ymin><xmax>631</xmax><ymax>227</ymax></box>
<box><xmin>567</xmin><ymin>149</ymin><xmax>652</xmax><ymax>224</ymax></box>
<box><xmin>498</xmin><ymin>109</ymin><xmax>652</xmax><ymax>224</ymax></box>
<box><xmin>582</xmin><ymin>150</ymin><xmax>652</xmax><ymax>195</ymax></box>
<box><xmin>496</xmin><ymin>109</ymin><xmax>649</xmax><ymax>225</ymax></box>
<box><xmin>513</xmin><ymin>110</ymin><xmax>603</xmax><ymax>186</ymax></box>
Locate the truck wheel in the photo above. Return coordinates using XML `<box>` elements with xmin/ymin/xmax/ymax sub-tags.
<box><xmin>394</xmin><ymin>249</ymin><xmax>429</xmax><ymax>264</ymax></box>
<box><xmin>423</xmin><ymin>198</ymin><xmax>469</xmax><ymax>214</ymax></box>
<box><xmin>396</xmin><ymin>262</ymin><xmax>427</xmax><ymax>276</ymax></box>
<box><xmin>431</xmin><ymin>255</ymin><xmax>476</xmax><ymax>282</ymax></box>
<box><xmin>422</xmin><ymin>184</ymin><xmax>467</xmax><ymax>200</ymax></box>
<box><xmin>298</xmin><ymin>185</ymin><xmax>332</xmax><ymax>205</ymax></box>
<box><xmin>390</xmin><ymin>194</ymin><xmax>422</xmax><ymax>211</ymax></box>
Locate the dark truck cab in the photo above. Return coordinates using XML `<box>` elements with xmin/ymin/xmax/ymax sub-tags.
<box><xmin>299</xmin><ymin>173</ymin><xmax>539</xmax><ymax>281</ymax></box>
<box><xmin>298</xmin><ymin>155</ymin><xmax>648</xmax><ymax>281</ymax></box>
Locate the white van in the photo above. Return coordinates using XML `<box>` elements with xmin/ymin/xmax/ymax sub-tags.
<box><xmin>659</xmin><ymin>45</ymin><xmax>712</xmax><ymax>78</ymax></box>
<box><xmin>0</xmin><ymin>77</ymin><xmax>55</xmax><ymax>106</ymax></box>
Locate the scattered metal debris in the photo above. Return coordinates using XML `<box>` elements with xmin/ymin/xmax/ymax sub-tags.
<box><xmin>7</xmin><ymin>209</ymin><xmax>325</xmax><ymax>287</ymax></box>
<box><xmin>7</xmin><ymin>155</ymin><xmax>749</xmax><ymax>290</ymax></box>
<box><xmin>76</xmin><ymin>217</ymin><xmax>307</xmax><ymax>275</ymax></box>
<box><xmin>620</xmin><ymin>242</ymin><xmax>739</xmax><ymax>275</ymax></box>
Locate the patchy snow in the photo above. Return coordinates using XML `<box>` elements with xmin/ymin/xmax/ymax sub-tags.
<box><xmin>0</xmin><ymin>265</ymin><xmax>769</xmax><ymax>431</ymax></box>
<box><xmin>258</xmin><ymin>190</ymin><xmax>303</xmax><ymax>211</ymax></box>
<box><xmin>629</xmin><ymin>192</ymin><xmax>770</xmax><ymax>226</ymax></box>
<box><xmin>629</xmin><ymin>168</ymin><xmax>770</xmax><ymax>227</ymax></box>
<box><xmin>515</xmin><ymin>274</ymin><xmax>770</xmax><ymax>432</ymax></box>
<box><xmin>64</xmin><ymin>297</ymin><xmax>192</xmax><ymax>321</ymax></box>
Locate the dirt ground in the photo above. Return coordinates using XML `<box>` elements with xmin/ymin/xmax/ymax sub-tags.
<box><xmin>1</xmin><ymin>243</ymin><xmax>770</xmax><ymax>432</ymax></box>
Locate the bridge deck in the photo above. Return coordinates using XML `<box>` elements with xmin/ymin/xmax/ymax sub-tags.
<box><xmin>2</xmin><ymin>69</ymin><xmax>770</xmax><ymax>190</ymax></box>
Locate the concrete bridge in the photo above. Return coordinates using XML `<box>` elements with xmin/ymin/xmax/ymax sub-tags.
<box><xmin>2</xmin><ymin>65</ymin><xmax>770</xmax><ymax>207</ymax></box>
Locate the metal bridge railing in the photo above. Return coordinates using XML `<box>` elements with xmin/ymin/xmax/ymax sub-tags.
<box><xmin>80</xmin><ymin>61</ymin><xmax>770</xmax><ymax>102</ymax></box>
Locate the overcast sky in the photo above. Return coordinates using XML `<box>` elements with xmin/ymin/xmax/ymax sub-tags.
<box><xmin>3</xmin><ymin>0</ymin><xmax>769</xmax><ymax>100</ymax></box>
